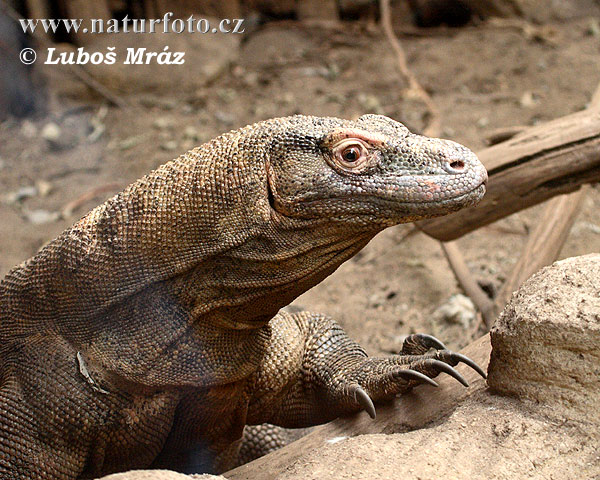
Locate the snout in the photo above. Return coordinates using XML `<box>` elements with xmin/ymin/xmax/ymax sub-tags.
<box><xmin>385</xmin><ymin>136</ymin><xmax>488</xmax><ymax>215</ymax></box>
<box><xmin>437</xmin><ymin>140</ymin><xmax>488</xmax><ymax>198</ymax></box>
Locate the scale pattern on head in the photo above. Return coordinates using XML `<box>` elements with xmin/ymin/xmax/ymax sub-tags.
<box><xmin>266</xmin><ymin>114</ymin><xmax>487</xmax><ymax>227</ymax></box>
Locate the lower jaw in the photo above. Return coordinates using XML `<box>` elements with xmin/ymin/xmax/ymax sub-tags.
<box><xmin>338</xmin><ymin>186</ymin><xmax>486</xmax><ymax>227</ymax></box>
<box><xmin>286</xmin><ymin>183</ymin><xmax>487</xmax><ymax>225</ymax></box>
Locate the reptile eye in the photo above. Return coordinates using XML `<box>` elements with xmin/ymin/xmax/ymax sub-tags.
<box><xmin>334</xmin><ymin>141</ymin><xmax>368</xmax><ymax>170</ymax></box>
<box><xmin>342</xmin><ymin>146</ymin><xmax>361</xmax><ymax>163</ymax></box>
<box><xmin>329</xmin><ymin>138</ymin><xmax>371</xmax><ymax>173</ymax></box>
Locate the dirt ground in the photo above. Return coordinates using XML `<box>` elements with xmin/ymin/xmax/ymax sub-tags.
<box><xmin>1</xmin><ymin>13</ymin><xmax>599</xmax><ymax>362</ymax></box>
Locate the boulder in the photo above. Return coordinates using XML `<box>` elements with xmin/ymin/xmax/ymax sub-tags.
<box><xmin>488</xmin><ymin>253</ymin><xmax>600</xmax><ymax>424</ymax></box>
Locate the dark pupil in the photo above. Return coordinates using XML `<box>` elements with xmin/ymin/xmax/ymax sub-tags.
<box><xmin>343</xmin><ymin>148</ymin><xmax>359</xmax><ymax>162</ymax></box>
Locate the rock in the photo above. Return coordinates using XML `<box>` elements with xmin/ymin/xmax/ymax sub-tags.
<box><xmin>229</xmin><ymin>256</ymin><xmax>600</xmax><ymax>480</ymax></box>
<box><xmin>357</xmin><ymin>94</ymin><xmax>384</xmax><ymax>115</ymax></box>
<box><xmin>20</xmin><ymin>120</ymin><xmax>38</xmax><ymax>138</ymax></box>
<box><xmin>84</xmin><ymin>25</ymin><xmax>239</xmax><ymax>94</ymax></box>
<box><xmin>41</xmin><ymin>121</ymin><xmax>80</xmax><ymax>151</ymax></box>
<box><xmin>433</xmin><ymin>293</ymin><xmax>477</xmax><ymax>329</ymax></box>
<box><xmin>519</xmin><ymin>90</ymin><xmax>537</xmax><ymax>108</ymax></box>
<box><xmin>97</xmin><ymin>470</ymin><xmax>225</xmax><ymax>480</ymax></box>
<box><xmin>160</xmin><ymin>140</ymin><xmax>179</xmax><ymax>151</ymax></box>
<box><xmin>476</xmin><ymin>116</ymin><xmax>489</xmax><ymax>128</ymax></box>
<box><xmin>35</xmin><ymin>180</ymin><xmax>53</xmax><ymax>197</ymax></box>
<box><xmin>488</xmin><ymin>253</ymin><xmax>600</xmax><ymax>424</ymax></box>
<box><xmin>270</xmin><ymin>393</ymin><xmax>599</xmax><ymax>479</ymax></box>
<box><xmin>587</xmin><ymin>18</ymin><xmax>600</xmax><ymax>38</ymax></box>
<box><xmin>183</xmin><ymin>126</ymin><xmax>200</xmax><ymax>141</ymax></box>
<box><xmin>24</xmin><ymin>209</ymin><xmax>60</xmax><ymax>225</ymax></box>
<box><xmin>214</xmin><ymin>111</ymin><xmax>234</xmax><ymax>126</ymax></box>
<box><xmin>114</xmin><ymin>134</ymin><xmax>148</xmax><ymax>151</ymax></box>
<box><xmin>4</xmin><ymin>186</ymin><xmax>37</xmax><ymax>205</ymax></box>
<box><xmin>153</xmin><ymin>117</ymin><xmax>176</xmax><ymax>130</ymax></box>
<box><xmin>41</xmin><ymin>122</ymin><xmax>61</xmax><ymax>142</ymax></box>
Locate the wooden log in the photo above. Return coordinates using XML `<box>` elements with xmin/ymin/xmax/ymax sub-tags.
<box><xmin>225</xmin><ymin>335</ymin><xmax>491</xmax><ymax>480</ymax></box>
<box><xmin>493</xmin><ymin>186</ymin><xmax>590</xmax><ymax>315</ymax></box>
<box><xmin>418</xmin><ymin>108</ymin><xmax>600</xmax><ymax>241</ymax></box>
<box><xmin>485</xmin><ymin>124</ymin><xmax>527</xmax><ymax>145</ymax></box>
<box><xmin>441</xmin><ymin>83</ymin><xmax>600</xmax><ymax>328</ymax></box>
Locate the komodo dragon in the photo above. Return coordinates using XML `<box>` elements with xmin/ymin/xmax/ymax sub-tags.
<box><xmin>0</xmin><ymin>114</ymin><xmax>488</xmax><ymax>479</ymax></box>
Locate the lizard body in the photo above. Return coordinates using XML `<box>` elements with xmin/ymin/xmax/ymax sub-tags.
<box><xmin>0</xmin><ymin>115</ymin><xmax>487</xmax><ymax>478</ymax></box>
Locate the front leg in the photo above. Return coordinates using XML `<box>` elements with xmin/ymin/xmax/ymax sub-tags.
<box><xmin>247</xmin><ymin>311</ymin><xmax>485</xmax><ymax>428</ymax></box>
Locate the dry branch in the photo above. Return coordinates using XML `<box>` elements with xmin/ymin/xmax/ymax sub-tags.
<box><xmin>485</xmin><ymin>125</ymin><xmax>528</xmax><ymax>145</ymax></box>
<box><xmin>493</xmin><ymin>186</ymin><xmax>590</xmax><ymax>315</ymax></box>
<box><xmin>226</xmin><ymin>335</ymin><xmax>491</xmax><ymax>480</ymax></box>
<box><xmin>437</xmin><ymin>83</ymin><xmax>600</xmax><ymax>326</ymax></box>
<box><xmin>418</xmin><ymin>107</ymin><xmax>600</xmax><ymax>241</ymax></box>
<box><xmin>441</xmin><ymin>241</ymin><xmax>495</xmax><ymax>328</ymax></box>
<box><xmin>380</xmin><ymin>0</ymin><xmax>441</xmax><ymax>137</ymax></box>
<box><xmin>61</xmin><ymin>183</ymin><xmax>122</xmax><ymax>218</ymax></box>
<box><xmin>489</xmin><ymin>78</ymin><xmax>600</xmax><ymax>315</ymax></box>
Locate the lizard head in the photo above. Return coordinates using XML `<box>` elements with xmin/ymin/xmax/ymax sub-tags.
<box><xmin>266</xmin><ymin>114</ymin><xmax>487</xmax><ymax>227</ymax></box>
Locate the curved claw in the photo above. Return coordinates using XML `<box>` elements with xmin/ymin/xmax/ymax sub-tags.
<box><xmin>450</xmin><ymin>352</ymin><xmax>487</xmax><ymax>379</ymax></box>
<box><xmin>414</xmin><ymin>333</ymin><xmax>447</xmax><ymax>351</ymax></box>
<box><xmin>351</xmin><ymin>385</ymin><xmax>376</xmax><ymax>419</ymax></box>
<box><xmin>402</xmin><ymin>333</ymin><xmax>447</xmax><ymax>355</ymax></box>
<box><xmin>395</xmin><ymin>369</ymin><xmax>439</xmax><ymax>387</ymax></box>
<box><xmin>428</xmin><ymin>359</ymin><xmax>469</xmax><ymax>387</ymax></box>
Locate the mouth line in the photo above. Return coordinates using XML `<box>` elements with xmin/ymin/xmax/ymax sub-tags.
<box><xmin>298</xmin><ymin>180</ymin><xmax>487</xmax><ymax>208</ymax></box>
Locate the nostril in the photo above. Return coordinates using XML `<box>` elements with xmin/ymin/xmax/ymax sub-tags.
<box><xmin>449</xmin><ymin>160</ymin><xmax>465</xmax><ymax>171</ymax></box>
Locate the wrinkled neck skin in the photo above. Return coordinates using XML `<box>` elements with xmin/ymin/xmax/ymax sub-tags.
<box><xmin>164</xmin><ymin>155</ymin><xmax>381</xmax><ymax>331</ymax></box>
<box><xmin>206</xmin><ymin>211</ymin><xmax>377</xmax><ymax>330</ymax></box>
<box><xmin>161</xmin><ymin>131</ymin><xmax>383</xmax><ymax>331</ymax></box>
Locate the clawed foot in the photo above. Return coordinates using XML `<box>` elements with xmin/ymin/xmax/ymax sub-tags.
<box><xmin>341</xmin><ymin>333</ymin><xmax>486</xmax><ymax>419</ymax></box>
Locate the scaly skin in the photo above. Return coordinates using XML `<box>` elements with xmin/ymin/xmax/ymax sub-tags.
<box><xmin>0</xmin><ymin>115</ymin><xmax>487</xmax><ymax>478</ymax></box>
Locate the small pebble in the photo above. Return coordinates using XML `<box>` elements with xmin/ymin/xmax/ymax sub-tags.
<box><xmin>25</xmin><ymin>209</ymin><xmax>60</xmax><ymax>225</ymax></box>
<box><xmin>519</xmin><ymin>91</ymin><xmax>537</xmax><ymax>108</ymax></box>
<box><xmin>5</xmin><ymin>186</ymin><xmax>37</xmax><ymax>205</ymax></box>
<box><xmin>153</xmin><ymin>117</ymin><xmax>175</xmax><ymax>130</ymax></box>
<box><xmin>160</xmin><ymin>140</ymin><xmax>178</xmax><ymax>151</ymax></box>
<box><xmin>41</xmin><ymin>122</ymin><xmax>61</xmax><ymax>143</ymax></box>
<box><xmin>20</xmin><ymin>120</ymin><xmax>38</xmax><ymax>138</ymax></box>
<box><xmin>433</xmin><ymin>294</ymin><xmax>477</xmax><ymax>329</ymax></box>
<box><xmin>35</xmin><ymin>180</ymin><xmax>53</xmax><ymax>197</ymax></box>
<box><xmin>183</xmin><ymin>126</ymin><xmax>200</xmax><ymax>141</ymax></box>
